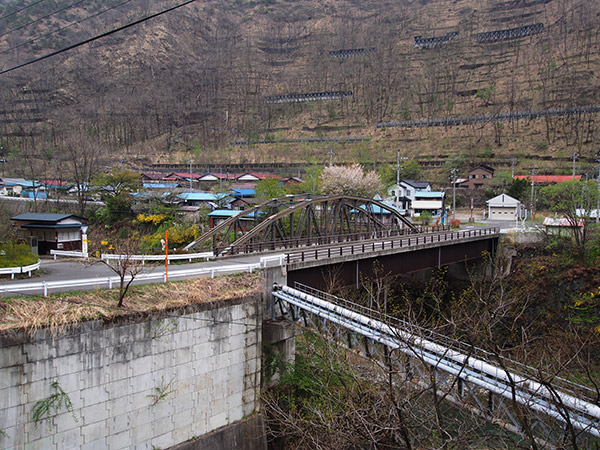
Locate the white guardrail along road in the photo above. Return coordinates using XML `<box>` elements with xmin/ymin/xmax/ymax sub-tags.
<box><xmin>0</xmin><ymin>260</ymin><xmax>41</xmax><ymax>279</ymax></box>
<box><xmin>0</xmin><ymin>255</ymin><xmax>284</xmax><ymax>297</ymax></box>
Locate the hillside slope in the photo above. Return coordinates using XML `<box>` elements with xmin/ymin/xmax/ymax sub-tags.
<box><xmin>0</xmin><ymin>0</ymin><xmax>598</xmax><ymax>175</ymax></box>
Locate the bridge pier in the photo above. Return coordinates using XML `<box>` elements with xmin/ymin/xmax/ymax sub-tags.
<box><xmin>262</xmin><ymin>266</ymin><xmax>299</xmax><ymax>387</ymax></box>
<box><xmin>263</xmin><ymin>266</ymin><xmax>287</xmax><ymax>320</ymax></box>
<box><xmin>262</xmin><ymin>319</ymin><xmax>300</xmax><ymax>387</ymax></box>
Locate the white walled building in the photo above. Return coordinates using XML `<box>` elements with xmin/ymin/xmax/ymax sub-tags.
<box><xmin>486</xmin><ymin>193</ymin><xmax>525</xmax><ymax>220</ymax></box>
<box><xmin>387</xmin><ymin>180</ymin><xmax>432</xmax><ymax>212</ymax></box>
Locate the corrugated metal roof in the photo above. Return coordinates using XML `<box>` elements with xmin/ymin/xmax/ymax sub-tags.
<box><xmin>143</xmin><ymin>183</ymin><xmax>179</xmax><ymax>189</ymax></box>
<box><xmin>11</xmin><ymin>213</ymin><xmax>74</xmax><ymax>222</ymax></box>
<box><xmin>208</xmin><ymin>209</ymin><xmax>256</xmax><ymax>218</ymax></box>
<box><xmin>22</xmin><ymin>223</ymin><xmax>83</xmax><ymax>229</ymax></box>
<box><xmin>232</xmin><ymin>188</ymin><xmax>256</xmax><ymax>197</ymax></box>
<box><xmin>178</xmin><ymin>192</ymin><xmax>218</xmax><ymax>201</ymax></box>
<box><xmin>514</xmin><ymin>175</ymin><xmax>582</xmax><ymax>183</ymax></box>
<box><xmin>414</xmin><ymin>191</ymin><xmax>445</xmax><ymax>198</ymax></box>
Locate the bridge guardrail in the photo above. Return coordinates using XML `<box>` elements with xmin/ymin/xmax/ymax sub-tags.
<box><xmin>285</xmin><ymin>227</ymin><xmax>499</xmax><ymax>264</ymax></box>
<box><xmin>0</xmin><ymin>260</ymin><xmax>41</xmax><ymax>279</ymax></box>
<box><xmin>217</xmin><ymin>225</ymin><xmax>451</xmax><ymax>256</ymax></box>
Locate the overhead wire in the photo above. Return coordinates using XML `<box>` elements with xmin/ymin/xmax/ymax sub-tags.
<box><xmin>0</xmin><ymin>0</ymin><xmax>137</xmax><ymax>57</ymax></box>
<box><xmin>0</xmin><ymin>0</ymin><xmax>198</xmax><ymax>76</ymax></box>
<box><xmin>0</xmin><ymin>0</ymin><xmax>88</xmax><ymax>39</ymax></box>
<box><xmin>0</xmin><ymin>0</ymin><xmax>48</xmax><ymax>22</ymax></box>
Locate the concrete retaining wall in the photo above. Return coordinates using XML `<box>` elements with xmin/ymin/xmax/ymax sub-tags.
<box><xmin>0</xmin><ymin>295</ymin><xmax>263</xmax><ymax>450</ymax></box>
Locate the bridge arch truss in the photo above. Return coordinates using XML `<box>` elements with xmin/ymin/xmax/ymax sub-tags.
<box><xmin>185</xmin><ymin>194</ymin><xmax>416</xmax><ymax>255</ymax></box>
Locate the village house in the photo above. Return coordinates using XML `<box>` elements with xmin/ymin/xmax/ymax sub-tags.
<box><xmin>460</xmin><ymin>164</ymin><xmax>495</xmax><ymax>190</ymax></box>
<box><xmin>10</xmin><ymin>213</ymin><xmax>87</xmax><ymax>255</ymax></box>
<box><xmin>411</xmin><ymin>191</ymin><xmax>446</xmax><ymax>217</ymax></box>
<box><xmin>387</xmin><ymin>179</ymin><xmax>432</xmax><ymax>212</ymax></box>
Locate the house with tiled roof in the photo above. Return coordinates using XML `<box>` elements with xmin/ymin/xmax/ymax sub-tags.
<box><xmin>141</xmin><ymin>172</ymin><xmax>168</xmax><ymax>183</ymax></box>
<box><xmin>461</xmin><ymin>164</ymin><xmax>495</xmax><ymax>190</ymax></box>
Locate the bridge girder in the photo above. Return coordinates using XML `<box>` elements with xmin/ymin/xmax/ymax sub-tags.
<box><xmin>185</xmin><ymin>194</ymin><xmax>416</xmax><ymax>255</ymax></box>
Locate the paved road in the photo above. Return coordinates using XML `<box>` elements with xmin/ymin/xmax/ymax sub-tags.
<box><xmin>33</xmin><ymin>254</ymin><xmax>265</xmax><ymax>283</ymax></box>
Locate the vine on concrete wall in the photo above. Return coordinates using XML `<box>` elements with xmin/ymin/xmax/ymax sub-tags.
<box><xmin>147</xmin><ymin>376</ymin><xmax>175</xmax><ymax>407</ymax></box>
<box><xmin>32</xmin><ymin>381</ymin><xmax>78</xmax><ymax>428</ymax></box>
<box><xmin>149</xmin><ymin>318</ymin><xmax>179</xmax><ymax>341</ymax></box>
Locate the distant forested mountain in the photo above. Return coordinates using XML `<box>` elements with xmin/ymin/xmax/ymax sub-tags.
<box><xmin>0</xmin><ymin>0</ymin><xmax>598</xmax><ymax>175</ymax></box>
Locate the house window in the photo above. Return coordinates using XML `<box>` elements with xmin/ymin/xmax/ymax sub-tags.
<box><xmin>469</xmin><ymin>174</ymin><xmax>476</xmax><ymax>179</ymax></box>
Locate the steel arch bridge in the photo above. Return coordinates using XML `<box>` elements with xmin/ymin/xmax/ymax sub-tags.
<box><xmin>185</xmin><ymin>194</ymin><xmax>417</xmax><ymax>256</ymax></box>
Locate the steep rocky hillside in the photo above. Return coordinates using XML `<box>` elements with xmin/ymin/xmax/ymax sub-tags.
<box><xmin>0</xmin><ymin>0</ymin><xmax>598</xmax><ymax>176</ymax></box>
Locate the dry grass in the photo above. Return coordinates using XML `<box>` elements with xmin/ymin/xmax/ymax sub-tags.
<box><xmin>0</xmin><ymin>273</ymin><xmax>263</xmax><ymax>334</ymax></box>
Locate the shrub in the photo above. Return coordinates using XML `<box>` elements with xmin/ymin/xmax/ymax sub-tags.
<box><xmin>140</xmin><ymin>223</ymin><xmax>200</xmax><ymax>253</ymax></box>
<box><xmin>0</xmin><ymin>241</ymin><xmax>38</xmax><ymax>268</ymax></box>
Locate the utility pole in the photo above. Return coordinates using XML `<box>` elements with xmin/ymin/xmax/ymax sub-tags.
<box><xmin>396</xmin><ymin>150</ymin><xmax>400</xmax><ymax>186</ymax></box>
<box><xmin>450</xmin><ymin>168</ymin><xmax>457</xmax><ymax>221</ymax></box>
<box><xmin>528</xmin><ymin>167</ymin><xmax>537</xmax><ymax>222</ymax></box>
<box><xmin>511</xmin><ymin>158</ymin><xmax>516</xmax><ymax>178</ymax></box>
<box><xmin>396</xmin><ymin>150</ymin><xmax>408</xmax><ymax>186</ymax></box>
<box><xmin>189</xmin><ymin>158</ymin><xmax>193</xmax><ymax>192</ymax></box>
<box><xmin>572</xmin><ymin>151</ymin><xmax>578</xmax><ymax>179</ymax></box>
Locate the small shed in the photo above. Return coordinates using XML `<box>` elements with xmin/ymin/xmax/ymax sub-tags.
<box><xmin>10</xmin><ymin>213</ymin><xmax>86</xmax><ymax>255</ymax></box>
<box><xmin>486</xmin><ymin>194</ymin><xmax>524</xmax><ymax>220</ymax></box>
<box><xmin>543</xmin><ymin>217</ymin><xmax>585</xmax><ymax>236</ymax></box>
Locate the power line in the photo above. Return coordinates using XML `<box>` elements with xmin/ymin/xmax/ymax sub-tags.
<box><xmin>0</xmin><ymin>0</ymin><xmax>198</xmax><ymax>76</ymax></box>
<box><xmin>0</xmin><ymin>0</ymin><xmax>136</xmax><ymax>57</ymax></box>
<box><xmin>0</xmin><ymin>0</ymin><xmax>48</xmax><ymax>22</ymax></box>
<box><xmin>0</xmin><ymin>0</ymin><xmax>88</xmax><ymax>40</ymax></box>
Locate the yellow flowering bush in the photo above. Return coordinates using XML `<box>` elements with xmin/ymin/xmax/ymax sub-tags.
<box><xmin>567</xmin><ymin>289</ymin><xmax>600</xmax><ymax>326</ymax></box>
<box><xmin>136</xmin><ymin>213</ymin><xmax>169</xmax><ymax>226</ymax></box>
<box><xmin>140</xmin><ymin>223</ymin><xmax>200</xmax><ymax>252</ymax></box>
